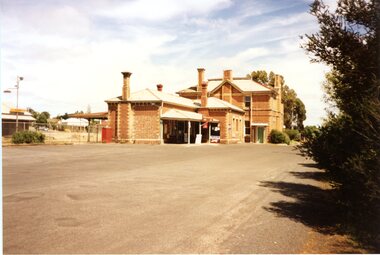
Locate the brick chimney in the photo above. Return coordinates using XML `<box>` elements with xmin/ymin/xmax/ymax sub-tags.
<box><xmin>223</xmin><ymin>70</ymin><xmax>233</xmax><ymax>81</ymax></box>
<box><xmin>157</xmin><ymin>84</ymin><xmax>163</xmax><ymax>92</ymax></box>
<box><xmin>197</xmin><ymin>68</ymin><xmax>205</xmax><ymax>92</ymax></box>
<box><xmin>201</xmin><ymin>81</ymin><xmax>208</xmax><ymax>107</ymax></box>
<box><xmin>274</xmin><ymin>74</ymin><xmax>283</xmax><ymax>88</ymax></box>
<box><xmin>121</xmin><ymin>72</ymin><xmax>132</xmax><ymax>100</ymax></box>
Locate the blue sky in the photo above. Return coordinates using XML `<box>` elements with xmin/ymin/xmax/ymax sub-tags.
<box><xmin>1</xmin><ymin>0</ymin><xmax>336</xmax><ymax>125</ymax></box>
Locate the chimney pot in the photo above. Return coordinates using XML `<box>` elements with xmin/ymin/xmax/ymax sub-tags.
<box><xmin>157</xmin><ymin>84</ymin><xmax>163</xmax><ymax>92</ymax></box>
<box><xmin>201</xmin><ymin>81</ymin><xmax>208</xmax><ymax>107</ymax></box>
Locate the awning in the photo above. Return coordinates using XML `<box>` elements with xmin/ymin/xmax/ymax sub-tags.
<box><xmin>2</xmin><ymin>114</ymin><xmax>35</xmax><ymax>121</ymax></box>
<box><xmin>251</xmin><ymin>122</ymin><xmax>268</xmax><ymax>126</ymax></box>
<box><xmin>161</xmin><ymin>109</ymin><xmax>202</xmax><ymax>121</ymax></box>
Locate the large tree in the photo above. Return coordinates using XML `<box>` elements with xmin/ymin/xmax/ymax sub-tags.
<box><xmin>250</xmin><ymin>70</ymin><xmax>269</xmax><ymax>84</ymax></box>
<box><xmin>301</xmin><ymin>0</ymin><xmax>380</xmax><ymax>245</ymax></box>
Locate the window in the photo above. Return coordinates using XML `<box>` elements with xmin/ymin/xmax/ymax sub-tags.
<box><xmin>245</xmin><ymin>121</ymin><xmax>250</xmax><ymax>135</ymax></box>
<box><xmin>245</xmin><ymin>96</ymin><xmax>251</xmax><ymax>108</ymax></box>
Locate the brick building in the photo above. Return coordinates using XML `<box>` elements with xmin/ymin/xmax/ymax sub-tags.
<box><xmin>105</xmin><ymin>68</ymin><xmax>283</xmax><ymax>144</ymax></box>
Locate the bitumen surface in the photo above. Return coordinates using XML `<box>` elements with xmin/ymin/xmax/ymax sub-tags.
<box><xmin>2</xmin><ymin>143</ymin><xmax>356</xmax><ymax>253</ymax></box>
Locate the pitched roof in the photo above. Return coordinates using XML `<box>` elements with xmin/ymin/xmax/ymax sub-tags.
<box><xmin>161</xmin><ymin>109</ymin><xmax>202</xmax><ymax>121</ymax></box>
<box><xmin>178</xmin><ymin>78</ymin><xmax>272</xmax><ymax>94</ymax></box>
<box><xmin>105</xmin><ymin>89</ymin><xmax>198</xmax><ymax>109</ymax></box>
<box><xmin>208</xmin><ymin>78</ymin><xmax>271</xmax><ymax>93</ymax></box>
<box><xmin>194</xmin><ymin>97</ymin><xmax>245</xmax><ymax>113</ymax></box>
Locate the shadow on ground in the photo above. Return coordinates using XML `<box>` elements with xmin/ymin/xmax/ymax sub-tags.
<box><xmin>260</xmin><ymin>165</ymin><xmax>372</xmax><ymax>253</ymax></box>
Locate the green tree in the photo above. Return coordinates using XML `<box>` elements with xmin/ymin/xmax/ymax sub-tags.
<box><xmin>268</xmin><ymin>71</ymin><xmax>276</xmax><ymax>87</ymax></box>
<box><xmin>294</xmin><ymin>98</ymin><xmax>306</xmax><ymax>129</ymax></box>
<box><xmin>301</xmin><ymin>0</ymin><xmax>380</xmax><ymax>245</ymax></box>
<box><xmin>282</xmin><ymin>85</ymin><xmax>307</xmax><ymax>130</ymax></box>
<box><xmin>250</xmin><ymin>70</ymin><xmax>268</xmax><ymax>84</ymax></box>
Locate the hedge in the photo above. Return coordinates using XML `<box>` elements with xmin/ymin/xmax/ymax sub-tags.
<box><xmin>269</xmin><ymin>130</ymin><xmax>290</xmax><ymax>145</ymax></box>
<box><xmin>12</xmin><ymin>130</ymin><xmax>45</xmax><ymax>144</ymax></box>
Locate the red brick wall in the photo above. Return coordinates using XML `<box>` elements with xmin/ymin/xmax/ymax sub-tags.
<box><xmin>132</xmin><ymin>104</ymin><xmax>160</xmax><ymax>144</ymax></box>
<box><xmin>108</xmin><ymin>103</ymin><xmax>118</xmax><ymax>139</ymax></box>
<box><xmin>208</xmin><ymin>110</ymin><xmax>227</xmax><ymax>143</ymax></box>
<box><xmin>118</xmin><ymin>103</ymin><xmax>130</xmax><ymax>141</ymax></box>
<box><xmin>222</xmin><ymin>83</ymin><xmax>232</xmax><ymax>103</ymax></box>
<box><xmin>252</xmin><ymin>94</ymin><xmax>270</xmax><ymax>109</ymax></box>
<box><xmin>231</xmin><ymin>87</ymin><xmax>244</xmax><ymax>109</ymax></box>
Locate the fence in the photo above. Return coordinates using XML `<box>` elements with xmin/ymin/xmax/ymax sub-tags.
<box><xmin>2</xmin><ymin>121</ymin><xmax>105</xmax><ymax>144</ymax></box>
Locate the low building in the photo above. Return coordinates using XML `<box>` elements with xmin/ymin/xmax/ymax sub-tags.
<box><xmin>105</xmin><ymin>68</ymin><xmax>284</xmax><ymax>144</ymax></box>
<box><xmin>2</xmin><ymin>103</ymin><xmax>35</xmax><ymax>136</ymax></box>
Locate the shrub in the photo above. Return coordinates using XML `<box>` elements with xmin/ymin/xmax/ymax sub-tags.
<box><xmin>301</xmin><ymin>126</ymin><xmax>320</xmax><ymax>140</ymax></box>
<box><xmin>269</xmin><ymin>130</ymin><xmax>290</xmax><ymax>145</ymax></box>
<box><xmin>284</xmin><ymin>129</ymin><xmax>301</xmax><ymax>141</ymax></box>
<box><xmin>12</xmin><ymin>131</ymin><xmax>45</xmax><ymax>144</ymax></box>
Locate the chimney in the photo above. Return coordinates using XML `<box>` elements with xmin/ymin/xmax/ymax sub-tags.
<box><xmin>274</xmin><ymin>74</ymin><xmax>283</xmax><ymax>88</ymax></box>
<box><xmin>197</xmin><ymin>68</ymin><xmax>205</xmax><ymax>92</ymax></box>
<box><xmin>156</xmin><ymin>84</ymin><xmax>163</xmax><ymax>92</ymax></box>
<box><xmin>201</xmin><ymin>81</ymin><xmax>208</xmax><ymax>107</ymax></box>
<box><xmin>121</xmin><ymin>72</ymin><xmax>132</xmax><ymax>100</ymax></box>
<box><xmin>223</xmin><ymin>70</ymin><xmax>233</xmax><ymax>81</ymax></box>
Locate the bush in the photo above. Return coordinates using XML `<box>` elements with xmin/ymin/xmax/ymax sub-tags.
<box><xmin>12</xmin><ymin>131</ymin><xmax>45</xmax><ymax>144</ymax></box>
<box><xmin>284</xmin><ymin>129</ymin><xmax>301</xmax><ymax>141</ymax></box>
<box><xmin>269</xmin><ymin>130</ymin><xmax>290</xmax><ymax>145</ymax></box>
<box><xmin>301</xmin><ymin>126</ymin><xmax>320</xmax><ymax>140</ymax></box>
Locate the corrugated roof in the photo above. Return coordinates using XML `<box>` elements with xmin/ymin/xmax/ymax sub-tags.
<box><xmin>106</xmin><ymin>89</ymin><xmax>198</xmax><ymax>109</ymax></box>
<box><xmin>194</xmin><ymin>97</ymin><xmax>245</xmax><ymax>113</ymax></box>
<box><xmin>177</xmin><ymin>78</ymin><xmax>271</xmax><ymax>94</ymax></box>
<box><xmin>2</xmin><ymin>114</ymin><xmax>35</xmax><ymax>121</ymax></box>
<box><xmin>161</xmin><ymin>109</ymin><xmax>202</xmax><ymax>121</ymax></box>
<box><xmin>208</xmin><ymin>78</ymin><xmax>271</xmax><ymax>93</ymax></box>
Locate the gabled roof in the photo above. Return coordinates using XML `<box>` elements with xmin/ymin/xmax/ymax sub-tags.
<box><xmin>177</xmin><ymin>78</ymin><xmax>273</xmax><ymax>95</ymax></box>
<box><xmin>194</xmin><ymin>97</ymin><xmax>245</xmax><ymax>113</ymax></box>
<box><xmin>208</xmin><ymin>78</ymin><xmax>271</xmax><ymax>93</ymax></box>
<box><xmin>105</xmin><ymin>89</ymin><xmax>198</xmax><ymax>109</ymax></box>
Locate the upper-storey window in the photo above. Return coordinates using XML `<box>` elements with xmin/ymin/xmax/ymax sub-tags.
<box><xmin>245</xmin><ymin>96</ymin><xmax>251</xmax><ymax>108</ymax></box>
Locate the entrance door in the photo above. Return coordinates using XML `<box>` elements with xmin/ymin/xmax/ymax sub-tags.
<box><xmin>258</xmin><ymin>127</ymin><xmax>264</xmax><ymax>143</ymax></box>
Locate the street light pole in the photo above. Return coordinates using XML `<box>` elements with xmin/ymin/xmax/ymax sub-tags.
<box><xmin>4</xmin><ymin>76</ymin><xmax>24</xmax><ymax>132</ymax></box>
<box><xmin>15</xmin><ymin>76</ymin><xmax>23</xmax><ymax>132</ymax></box>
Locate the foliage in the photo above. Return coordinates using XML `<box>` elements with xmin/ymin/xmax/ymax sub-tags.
<box><xmin>300</xmin><ymin>0</ymin><xmax>380</xmax><ymax>246</ymax></box>
<box><xmin>250</xmin><ymin>70</ymin><xmax>269</xmax><ymax>84</ymax></box>
<box><xmin>269</xmin><ymin>130</ymin><xmax>290</xmax><ymax>144</ymax></box>
<box><xmin>284</xmin><ymin>129</ymin><xmax>301</xmax><ymax>141</ymax></box>
<box><xmin>301</xmin><ymin>125</ymin><xmax>320</xmax><ymax>140</ymax></box>
<box><xmin>12</xmin><ymin>130</ymin><xmax>45</xmax><ymax>144</ymax></box>
<box><xmin>29</xmin><ymin>109</ymin><xmax>51</xmax><ymax>124</ymax></box>
<box><xmin>56</xmin><ymin>113</ymin><xmax>69</xmax><ymax>120</ymax></box>
<box><xmin>282</xmin><ymin>85</ymin><xmax>307</xmax><ymax>130</ymax></box>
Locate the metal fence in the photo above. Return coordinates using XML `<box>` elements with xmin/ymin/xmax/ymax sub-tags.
<box><xmin>2</xmin><ymin>121</ymin><xmax>104</xmax><ymax>144</ymax></box>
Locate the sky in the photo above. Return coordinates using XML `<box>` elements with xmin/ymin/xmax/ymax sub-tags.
<box><xmin>1</xmin><ymin>0</ymin><xmax>337</xmax><ymax>125</ymax></box>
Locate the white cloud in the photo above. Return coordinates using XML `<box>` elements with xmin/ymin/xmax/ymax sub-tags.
<box><xmin>1</xmin><ymin>0</ymin><xmax>328</xmax><ymax>125</ymax></box>
<box><xmin>96</xmin><ymin>0</ymin><xmax>232</xmax><ymax>21</ymax></box>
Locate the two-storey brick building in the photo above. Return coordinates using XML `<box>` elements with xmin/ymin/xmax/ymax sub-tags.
<box><xmin>105</xmin><ymin>68</ymin><xmax>283</xmax><ymax>144</ymax></box>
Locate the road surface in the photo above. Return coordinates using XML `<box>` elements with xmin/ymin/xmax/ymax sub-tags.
<box><xmin>2</xmin><ymin>143</ymin><xmax>357</xmax><ymax>253</ymax></box>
